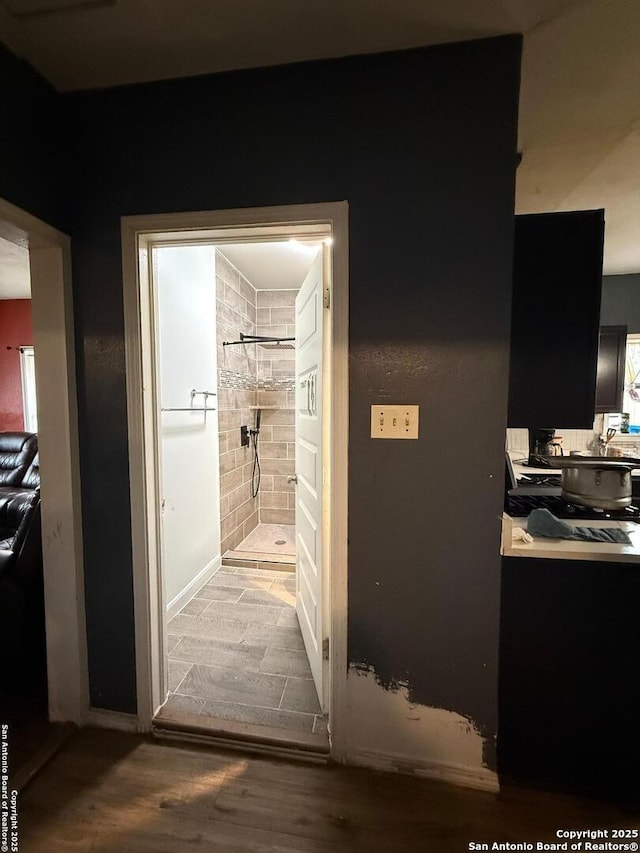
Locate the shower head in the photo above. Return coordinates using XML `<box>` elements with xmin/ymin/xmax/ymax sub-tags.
<box><xmin>259</xmin><ymin>342</ymin><xmax>295</xmax><ymax>350</ymax></box>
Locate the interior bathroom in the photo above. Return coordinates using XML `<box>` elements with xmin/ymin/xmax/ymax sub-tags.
<box><xmin>215</xmin><ymin>247</ymin><xmax>297</xmax><ymax>571</ymax></box>
<box><xmin>154</xmin><ymin>239</ymin><xmax>327</xmax><ymax>740</ymax></box>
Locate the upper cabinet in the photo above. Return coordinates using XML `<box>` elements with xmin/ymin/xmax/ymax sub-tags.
<box><xmin>508</xmin><ymin>210</ymin><xmax>605</xmax><ymax>428</ymax></box>
<box><xmin>595</xmin><ymin>325</ymin><xmax>627</xmax><ymax>414</ymax></box>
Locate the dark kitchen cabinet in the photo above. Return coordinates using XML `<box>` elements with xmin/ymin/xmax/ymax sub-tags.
<box><xmin>595</xmin><ymin>325</ymin><xmax>627</xmax><ymax>413</ymax></box>
<box><xmin>508</xmin><ymin>210</ymin><xmax>605</xmax><ymax>428</ymax></box>
<box><xmin>498</xmin><ymin>556</ymin><xmax>640</xmax><ymax>798</ymax></box>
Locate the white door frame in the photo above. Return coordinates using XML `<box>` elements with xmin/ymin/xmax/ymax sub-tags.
<box><xmin>0</xmin><ymin>197</ymin><xmax>87</xmax><ymax>724</ymax></box>
<box><xmin>122</xmin><ymin>202</ymin><xmax>349</xmax><ymax>759</ymax></box>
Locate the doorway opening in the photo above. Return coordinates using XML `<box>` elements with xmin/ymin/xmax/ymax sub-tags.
<box><xmin>0</xmin><ymin>198</ymin><xmax>85</xmax><ymax>785</ymax></box>
<box><xmin>123</xmin><ymin>204</ymin><xmax>348</xmax><ymax>758</ymax></box>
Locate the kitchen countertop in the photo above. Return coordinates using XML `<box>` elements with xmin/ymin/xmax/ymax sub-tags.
<box><xmin>501</xmin><ymin>512</ymin><xmax>640</xmax><ymax>563</ymax></box>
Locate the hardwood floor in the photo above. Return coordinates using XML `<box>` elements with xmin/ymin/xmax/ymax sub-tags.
<box><xmin>19</xmin><ymin>728</ymin><xmax>639</xmax><ymax>852</ymax></box>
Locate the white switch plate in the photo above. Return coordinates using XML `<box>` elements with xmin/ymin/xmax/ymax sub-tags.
<box><xmin>370</xmin><ymin>405</ymin><xmax>419</xmax><ymax>439</ymax></box>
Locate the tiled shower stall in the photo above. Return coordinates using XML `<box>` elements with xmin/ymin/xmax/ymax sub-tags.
<box><xmin>215</xmin><ymin>249</ymin><xmax>296</xmax><ymax>561</ymax></box>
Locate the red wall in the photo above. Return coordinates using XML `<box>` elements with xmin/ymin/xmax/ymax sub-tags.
<box><xmin>0</xmin><ymin>299</ymin><xmax>33</xmax><ymax>431</ymax></box>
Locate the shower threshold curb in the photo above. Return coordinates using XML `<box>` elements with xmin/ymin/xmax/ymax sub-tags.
<box><xmin>222</xmin><ymin>551</ymin><xmax>295</xmax><ymax>572</ymax></box>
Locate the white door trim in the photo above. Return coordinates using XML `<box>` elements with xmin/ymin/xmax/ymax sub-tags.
<box><xmin>0</xmin><ymin>196</ymin><xmax>87</xmax><ymax>724</ymax></box>
<box><xmin>122</xmin><ymin>202</ymin><xmax>349</xmax><ymax>758</ymax></box>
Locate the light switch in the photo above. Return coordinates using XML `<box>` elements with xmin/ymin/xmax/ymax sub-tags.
<box><xmin>370</xmin><ymin>405</ymin><xmax>419</xmax><ymax>439</ymax></box>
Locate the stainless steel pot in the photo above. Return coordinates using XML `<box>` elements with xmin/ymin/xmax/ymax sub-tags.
<box><xmin>552</xmin><ymin>457</ymin><xmax>640</xmax><ymax>510</ymax></box>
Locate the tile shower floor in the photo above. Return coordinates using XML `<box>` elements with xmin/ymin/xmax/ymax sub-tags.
<box><xmin>160</xmin><ymin>566</ymin><xmax>327</xmax><ymax>737</ymax></box>
<box><xmin>226</xmin><ymin>523</ymin><xmax>295</xmax><ymax>566</ymax></box>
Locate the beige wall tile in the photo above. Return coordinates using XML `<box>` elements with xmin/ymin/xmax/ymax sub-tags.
<box><xmin>267</xmin><ymin>345</ymin><xmax>293</xmax><ymax>362</ymax></box>
<box><xmin>236</xmin><ymin>498</ymin><xmax>256</xmax><ymax>526</ymax></box>
<box><xmin>274</xmin><ymin>475</ymin><xmax>295</xmax><ymax>492</ymax></box>
<box><xmin>257</xmin><ymin>307</ymin><xmax>271</xmax><ymax>325</ymax></box>
<box><xmin>261</xmin><ymin>457</ymin><xmax>294</xmax><ymax>476</ymax></box>
<box><xmin>238</xmin><ymin>274</ymin><xmax>256</xmax><ymax>307</ymax></box>
<box><xmin>224</xmin><ymin>283</ymin><xmax>247</xmax><ymax>317</ymax></box>
<box><xmin>216</xmin><ymin>252</ymin><xmax>240</xmax><ymax>289</ymax></box>
<box><xmin>260</xmin><ymin>441</ymin><xmax>288</xmax><ymax>458</ymax></box>
<box><xmin>257</xmin><ymin>323</ymin><xmax>288</xmax><ymax>338</ymax></box>
<box><xmin>260</xmin><ymin>407</ymin><xmax>294</xmax><ymax>426</ymax></box>
<box><xmin>235</xmin><ymin>389</ymin><xmax>256</xmax><ymax>409</ymax></box>
<box><xmin>217</xmin><ymin>388</ymin><xmax>235</xmax><ymax>409</ymax></box>
<box><xmin>257</xmin><ymin>290</ymin><xmax>297</xmax><ymax>308</ymax></box>
<box><xmin>261</xmin><ymin>508</ymin><xmax>295</xmax><ymax>525</ymax></box>
<box><xmin>220</xmin><ymin>467</ymin><xmax>243</xmax><ymax>496</ymax></box>
<box><xmin>228</xmin><ymin>481</ymin><xmax>251</xmax><ymax>513</ymax></box>
<box><xmin>218</xmin><ymin>409</ymin><xmax>242</xmax><ymax>433</ymax></box>
<box><xmin>270</xmin><ymin>307</ymin><xmax>295</xmax><ymax>325</ymax></box>
<box><xmin>219</xmin><ymin>449</ymin><xmax>237</xmax><ymax>476</ymax></box>
<box><xmin>243</xmin><ymin>511</ymin><xmax>259</xmax><ymax>539</ymax></box>
<box><xmin>272</xmin><ymin>361</ymin><xmax>294</xmax><ymax>379</ymax></box>
<box><xmin>235</xmin><ymin>445</ymin><xmax>252</xmax><ymax>468</ymax></box>
<box><xmin>258</xmin><ymin>390</ymin><xmax>287</xmax><ymax>407</ymax></box>
<box><xmin>271</xmin><ymin>425</ymin><xmax>294</xmax><ymax>442</ymax></box>
<box><xmin>225</xmin><ymin>426</ymin><xmax>241</xmax><ymax>451</ymax></box>
<box><xmin>260</xmin><ymin>491</ymin><xmax>288</xmax><ymax>509</ymax></box>
<box><xmin>221</xmin><ymin>509</ymin><xmax>238</xmax><ymax>540</ymax></box>
<box><xmin>222</xmin><ymin>526</ymin><xmax>243</xmax><ymax>555</ymax></box>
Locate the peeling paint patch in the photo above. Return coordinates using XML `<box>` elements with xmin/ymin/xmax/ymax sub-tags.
<box><xmin>347</xmin><ymin>665</ymin><xmax>498</xmax><ymax>792</ymax></box>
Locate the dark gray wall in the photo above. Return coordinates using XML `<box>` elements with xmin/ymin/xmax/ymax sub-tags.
<box><xmin>0</xmin><ymin>42</ymin><xmax>67</xmax><ymax>231</ymax></box>
<box><xmin>64</xmin><ymin>36</ymin><xmax>522</xmax><ymax>754</ymax></box>
<box><xmin>601</xmin><ymin>274</ymin><xmax>640</xmax><ymax>333</ymax></box>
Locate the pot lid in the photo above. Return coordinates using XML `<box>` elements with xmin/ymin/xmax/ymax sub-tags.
<box><xmin>551</xmin><ymin>456</ymin><xmax>640</xmax><ymax>470</ymax></box>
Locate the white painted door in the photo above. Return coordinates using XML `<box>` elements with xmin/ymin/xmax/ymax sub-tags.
<box><xmin>295</xmin><ymin>250</ymin><xmax>325</xmax><ymax>707</ymax></box>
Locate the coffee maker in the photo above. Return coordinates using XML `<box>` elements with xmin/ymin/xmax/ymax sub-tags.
<box><xmin>528</xmin><ymin>428</ymin><xmax>562</xmax><ymax>466</ymax></box>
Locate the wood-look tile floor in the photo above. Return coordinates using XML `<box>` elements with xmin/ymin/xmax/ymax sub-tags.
<box><xmin>20</xmin><ymin>728</ymin><xmax>640</xmax><ymax>853</ymax></box>
<box><xmin>163</xmin><ymin>567</ymin><xmax>327</xmax><ymax>736</ymax></box>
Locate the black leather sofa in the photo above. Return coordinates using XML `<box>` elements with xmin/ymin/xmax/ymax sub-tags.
<box><xmin>0</xmin><ymin>433</ymin><xmax>45</xmax><ymax>706</ymax></box>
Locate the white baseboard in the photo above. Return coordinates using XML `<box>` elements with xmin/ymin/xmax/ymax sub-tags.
<box><xmin>345</xmin><ymin>749</ymin><xmax>500</xmax><ymax>793</ymax></box>
<box><xmin>82</xmin><ymin>708</ymin><xmax>140</xmax><ymax>733</ymax></box>
<box><xmin>165</xmin><ymin>554</ymin><xmax>221</xmax><ymax>620</ymax></box>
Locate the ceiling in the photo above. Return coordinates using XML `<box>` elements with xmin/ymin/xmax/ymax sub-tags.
<box><xmin>517</xmin><ymin>0</ymin><xmax>640</xmax><ymax>274</ymax></box>
<box><xmin>0</xmin><ymin>0</ymin><xmax>638</xmax><ymax>274</ymax></box>
<box><xmin>219</xmin><ymin>241</ymin><xmax>321</xmax><ymax>291</ymax></box>
<box><xmin>0</xmin><ymin>235</ymin><xmax>30</xmax><ymax>299</ymax></box>
<box><xmin>0</xmin><ymin>0</ymin><xmax>587</xmax><ymax>92</ymax></box>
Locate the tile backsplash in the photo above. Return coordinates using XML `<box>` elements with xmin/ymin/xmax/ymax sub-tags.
<box><xmin>506</xmin><ymin>415</ymin><xmax>605</xmax><ymax>457</ymax></box>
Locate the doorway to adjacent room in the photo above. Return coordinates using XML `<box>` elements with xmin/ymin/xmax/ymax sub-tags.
<box><xmin>122</xmin><ymin>203</ymin><xmax>348</xmax><ymax>757</ymax></box>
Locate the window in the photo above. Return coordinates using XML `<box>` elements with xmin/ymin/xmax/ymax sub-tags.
<box><xmin>20</xmin><ymin>346</ymin><xmax>38</xmax><ymax>432</ymax></box>
<box><xmin>606</xmin><ymin>333</ymin><xmax>640</xmax><ymax>433</ymax></box>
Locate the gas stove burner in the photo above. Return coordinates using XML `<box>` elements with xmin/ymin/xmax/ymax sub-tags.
<box><xmin>505</xmin><ymin>493</ymin><xmax>640</xmax><ymax>522</ymax></box>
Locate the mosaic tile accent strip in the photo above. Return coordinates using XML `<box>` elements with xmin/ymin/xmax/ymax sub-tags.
<box><xmin>219</xmin><ymin>368</ymin><xmax>257</xmax><ymax>391</ymax></box>
<box><xmin>257</xmin><ymin>377</ymin><xmax>295</xmax><ymax>392</ymax></box>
